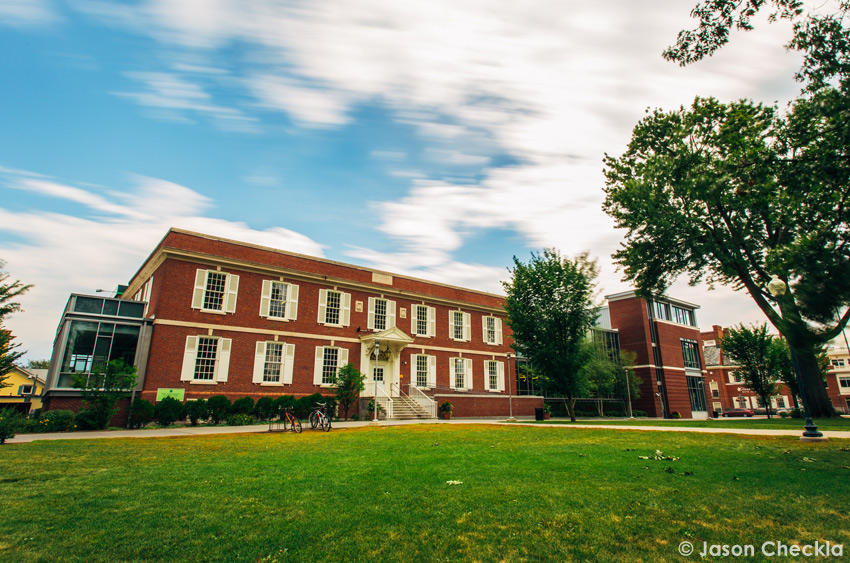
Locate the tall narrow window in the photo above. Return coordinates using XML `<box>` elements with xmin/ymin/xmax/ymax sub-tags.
<box><xmin>483</xmin><ymin>316</ymin><xmax>502</xmax><ymax>345</ymax></box>
<box><xmin>416</xmin><ymin>355</ymin><xmax>429</xmax><ymax>387</ymax></box>
<box><xmin>325</xmin><ymin>291</ymin><xmax>341</xmax><ymax>325</ymax></box>
<box><xmin>322</xmin><ymin>347</ymin><xmax>339</xmax><ymax>384</ymax></box>
<box><xmin>487</xmin><ymin>361</ymin><xmax>498</xmax><ymax>390</ymax></box>
<box><xmin>452</xmin><ymin>311</ymin><xmax>465</xmax><ymax>340</ymax></box>
<box><xmin>194</xmin><ymin>337</ymin><xmax>218</xmax><ymax>380</ymax></box>
<box><xmin>263</xmin><ymin>342</ymin><xmax>283</xmax><ymax>383</ymax></box>
<box><xmin>269</xmin><ymin>282</ymin><xmax>287</xmax><ymax>319</ymax></box>
<box><xmin>681</xmin><ymin>339</ymin><xmax>701</xmax><ymax>370</ymax></box>
<box><xmin>415</xmin><ymin>305</ymin><xmax>428</xmax><ymax>336</ymax></box>
<box><xmin>454</xmin><ymin>358</ymin><xmax>466</xmax><ymax>389</ymax></box>
<box><xmin>374</xmin><ymin>299</ymin><xmax>387</xmax><ymax>331</ymax></box>
<box><xmin>203</xmin><ymin>272</ymin><xmax>227</xmax><ymax>311</ymax></box>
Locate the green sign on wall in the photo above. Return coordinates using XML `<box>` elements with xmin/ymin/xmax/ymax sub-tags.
<box><xmin>156</xmin><ymin>388</ymin><xmax>185</xmax><ymax>401</ymax></box>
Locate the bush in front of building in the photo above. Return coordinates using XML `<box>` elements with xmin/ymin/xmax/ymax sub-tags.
<box><xmin>226</xmin><ymin>413</ymin><xmax>255</xmax><ymax>426</ymax></box>
<box><xmin>0</xmin><ymin>408</ymin><xmax>22</xmax><ymax>444</ymax></box>
<box><xmin>73</xmin><ymin>409</ymin><xmax>105</xmax><ymax>430</ymax></box>
<box><xmin>230</xmin><ymin>396</ymin><xmax>254</xmax><ymax>416</ymax></box>
<box><xmin>297</xmin><ymin>393</ymin><xmax>331</xmax><ymax>419</ymax></box>
<box><xmin>274</xmin><ymin>395</ymin><xmax>296</xmax><ymax>417</ymax></box>
<box><xmin>207</xmin><ymin>395</ymin><xmax>232</xmax><ymax>424</ymax></box>
<box><xmin>186</xmin><ymin>399</ymin><xmax>209</xmax><ymax>426</ymax></box>
<box><xmin>254</xmin><ymin>397</ymin><xmax>277</xmax><ymax>421</ymax></box>
<box><xmin>127</xmin><ymin>399</ymin><xmax>155</xmax><ymax>429</ymax></box>
<box><xmin>154</xmin><ymin>397</ymin><xmax>186</xmax><ymax>427</ymax></box>
<box><xmin>37</xmin><ymin>409</ymin><xmax>75</xmax><ymax>432</ymax></box>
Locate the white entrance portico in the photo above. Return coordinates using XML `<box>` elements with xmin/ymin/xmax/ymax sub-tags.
<box><xmin>359</xmin><ymin>327</ymin><xmax>414</xmax><ymax>398</ymax></box>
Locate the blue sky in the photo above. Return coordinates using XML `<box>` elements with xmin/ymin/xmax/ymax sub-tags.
<box><xmin>0</xmin><ymin>0</ymin><xmax>811</xmax><ymax>360</ymax></box>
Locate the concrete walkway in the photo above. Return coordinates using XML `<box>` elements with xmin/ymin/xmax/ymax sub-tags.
<box><xmin>6</xmin><ymin>417</ymin><xmax>850</xmax><ymax>443</ymax></box>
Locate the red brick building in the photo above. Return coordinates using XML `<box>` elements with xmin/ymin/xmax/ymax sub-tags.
<box><xmin>42</xmin><ymin>229</ymin><xmax>541</xmax><ymax>419</ymax></box>
<box><xmin>826</xmin><ymin>343</ymin><xmax>850</xmax><ymax>414</ymax></box>
<box><xmin>604</xmin><ymin>291</ymin><xmax>709</xmax><ymax>418</ymax></box>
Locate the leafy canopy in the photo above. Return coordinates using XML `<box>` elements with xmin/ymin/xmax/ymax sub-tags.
<box><xmin>720</xmin><ymin>324</ymin><xmax>790</xmax><ymax>415</ymax></box>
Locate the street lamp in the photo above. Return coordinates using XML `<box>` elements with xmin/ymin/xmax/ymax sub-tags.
<box><xmin>623</xmin><ymin>367</ymin><xmax>634</xmax><ymax>419</ymax></box>
<box><xmin>767</xmin><ymin>275</ymin><xmax>825</xmax><ymax>441</ymax></box>
<box><xmin>506</xmin><ymin>353</ymin><xmax>516</xmax><ymax>421</ymax></box>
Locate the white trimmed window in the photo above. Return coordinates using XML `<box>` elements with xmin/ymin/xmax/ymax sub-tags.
<box><xmin>314</xmin><ymin>346</ymin><xmax>350</xmax><ymax>385</ymax></box>
<box><xmin>450</xmin><ymin>357</ymin><xmax>472</xmax><ymax>390</ymax></box>
<box><xmin>318</xmin><ymin>289</ymin><xmax>351</xmax><ymax>326</ymax></box>
<box><xmin>412</xmin><ymin>304</ymin><xmax>436</xmax><ymax>337</ymax></box>
<box><xmin>449</xmin><ymin>311</ymin><xmax>471</xmax><ymax>342</ymax></box>
<box><xmin>180</xmin><ymin>336</ymin><xmax>232</xmax><ymax>383</ymax></box>
<box><xmin>411</xmin><ymin>354</ymin><xmax>436</xmax><ymax>388</ymax></box>
<box><xmin>252</xmin><ymin>341</ymin><xmax>295</xmax><ymax>385</ymax></box>
<box><xmin>368</xmin><ymin>297</ymin><xmax>396</xmax><ymax>331</ymax></box>
<box><xmin>192</xmin><ymin>269</ymin><xmax>239</xmax><ymax>313</ymax></box>
<box><xmin>483</xmin><ymin>316</ymin><xmax>503</xmax><ymax>345</ymax></box>
<box><xmin>484</xmin><ymin>360</ymin><xmax>505</xmax><ymax>392</ymax></box>
<box><xmin>260</xmin><ymin>280</ymin><xmax>299</xmax><ymax>321</ymax></box>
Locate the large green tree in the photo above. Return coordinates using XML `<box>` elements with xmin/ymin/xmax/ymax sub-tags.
<box><xmin>720</xmin><ymin>324</ymin><xmax>789</xmax><ymax>417</ymax></box>
<box><xmin>502</xmin><ymin>250</ymin><xmax>599</xmax><ymax>421</ymax></box>
<box><xmin>0</xmin><ymin>261</ymin><xmax>32</xmax><ymax>390</ymax></box>
<box><xmin>602</xmin><ymin>1</ymin><xmax>850</xmax><ymax>418</ymax></box>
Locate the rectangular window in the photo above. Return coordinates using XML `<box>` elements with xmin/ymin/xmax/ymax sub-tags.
<box><xmin>487</xmin><ymin>361</ymin><xmax>498</xmax><ymax>391</ymax></box>
<box><xmin>374</xmin><ymin>299</ymin><xmax>387</xmax><ymax>331</ymax></box>
<box><xmin>263</xmin><ymin>342</ymin><xmax>283</xmax><ymax>383</ymax></box>
<box><xmin>203</xmin><ymin>272</ymin><xmax>227</xmax><ymax>311</ymax></box>
<box><xmin>712</xmin><ymin>389</ymin><xmax>720</xmax><ymax>398</ymax></box>
<box><xmin>325</xmin><ymin>291</ymin><xmax>341</xmax><ymax>325</ymax></box>
<box><xmin>832</xmin><ymin>359</ymin><xmax>846</xmax><ymax>368</ymax></box>
<box><xmin>776</xmin><ymin>397</ymin><xmax>786</xmax><ymax>408</ymax></box>
<box><xmin>322</xmin><ymin>347</ymin><xmax>339</xmax><ymax>384</ymax></box>
<box><xmin>672</xmin><ymin>306</ymin><xmax>694</xmax><ymax>326</ymax></box>
<box><xmin>686</xmin><ymin>375</ymin><xmax>707</xmax><ymax>412</ymax></box>
<box><xmin>414</xmin><ymin>305</ymin><xmax>428</xmax><ymax>337</ymax></box>
<box><xmin>483</xmin><ymin>316</ymin><xmax>502</xmax><ymax>345</ymax></box>
<box><xmin>452</xmin><ymin>311</ymin><xmax>465</xmax><ymax>340</ymax></box>
<box><xmin>17</xmin><ymin>385</ymin><xmax>33</xmax><ymax>395</ymax></box>
<box><xmin>416</xmin><ymin>355</ymin><xmax>429</xmax><ymax>387</ymax></box>
<box><xmin>454</xmin><ymin>358</ymin><xmax>466</xmax><ymax>389</ymax></box>
<box><xmin>269</xmin><ymin>282</ymin><xmax>288</xmax><ymax>319</ymax></box>
<box><xmin>681</xmin><ymin>339</ymin><xmax>701</xmax><ymax>370</ymax></box>
<box><xmin>194</xmin><ymin>337</ymin><xmax>219</xmax><ymax>381</ymax></box>
<box><xmin>654</xmin><ymin>301</ymin><xmax>670</xmax><ymax>321</ymax></box>
<box><xmin>840</xmin><ymin>377</ymin><xmax>850</xmax><ymax>389</ymax></box>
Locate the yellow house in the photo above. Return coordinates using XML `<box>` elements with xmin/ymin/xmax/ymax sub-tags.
<box><xmin>0</xmin><ymin>365</ymin><xmax>45</xmax><ymax>413</ymax></box>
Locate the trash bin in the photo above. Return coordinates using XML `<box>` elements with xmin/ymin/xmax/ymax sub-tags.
<box><xmin>712</xmin><ymin>410</ymin><xmax>720</xmax><ymax>418</ymax></box>
<box><xmin>535</xmin><ymin>407</ymin><xmax>545</xmax><ymax>421</ymax></box>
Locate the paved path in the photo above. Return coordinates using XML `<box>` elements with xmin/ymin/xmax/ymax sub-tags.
<box><xmin>6</xmin><ymin>418</ymin><xmax>850</xmax><ymax>444</ymax></box>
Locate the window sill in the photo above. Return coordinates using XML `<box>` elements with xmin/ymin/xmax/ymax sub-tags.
<box><xmin>190</xmin><ymin>380</ymin><xmax>218</xmax><ymax>385</ymax></box>
<box><xmin>260</xmin><ymin>382</ymin><xmax>286</xmax><ymax>386</ymax></box>
<box><xmin>197</xmin><ymin>308</ymin><xmax>226</xmax><ymax>315</ymax></box>
<box><xmin>262</xmin><ymin>316</ymin><xmax>290</xmax><ymax>322</ymax></box>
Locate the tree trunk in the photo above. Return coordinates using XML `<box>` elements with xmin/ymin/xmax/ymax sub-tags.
<box><xmin>567</xmin><ymin>397</ymin><xmax>577</xmax><ymax>422</ymax></box>
<box><xmin>792</xmin><ymin>345</ymin><xmax>837</xmax><ymax>418</ymax></box>
<box><xmin>596</xmin><ymin>398</ymin><xmax>603</xmax><ymax>417</ymax></box>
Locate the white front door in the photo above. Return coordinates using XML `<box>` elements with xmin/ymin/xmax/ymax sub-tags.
<box><xmin>373</xmin><ymin>365</ymin><xmax>387</xmax><ymax>395</ymax></box>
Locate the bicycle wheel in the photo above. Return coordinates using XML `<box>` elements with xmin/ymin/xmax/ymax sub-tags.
<box><xmin>292</xmin><ymin>418</ymin><xmax>302</xmax><ymax>433</ymax></box>
<box><xmin>309</xmin><ymin>411</ymin><xmax>318</xmax><ymax>429</ymax></box>
<box><xmin>320</xmin><ymin>414</ymin><xmax>331</xmax><ymax>432</ymax></box>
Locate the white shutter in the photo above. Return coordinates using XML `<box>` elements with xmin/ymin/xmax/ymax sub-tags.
<box><xmin>259</xmin><ymin>280</ymin><xmax>272</xmax><ymax>317</ymax></box>
<box><xmin>449</xmin><ymin>358</ymin><xmax>457</xmax><ymax>390</ymax></box>
<box><xmin>181</xmin><ymin>336</ymin><xmax>198</xmax><ymax>381</ymax></box>
<box><xmin>341</xmin><ymin>292</ymin><xmax>351</xmax><ymax>326</ymax></box>
<box><xmin>465</xmin><ymin>358</ymin><xmax>472</xmax><ymax>390</ymax></box>
<box><xmin>387</xmin><ymin>300</ymin><xmax>396</xmax><ymax>329</ymax></box>
<box><xmin>411</xmin><ymin>306</ymin><xmax>419</xmax><ymax>334</ymax></box>
<box><xmin>463</xmin><ymin>313</ymin><xmax>471</xmax><ymax>342</ymax></box>
<box><xmin>410</xmin><ymin>355</ymin><xmax>417</xmax><ymax>384</ymax></box>
<box><xmin>428</xmin><ymin>355</ymin><xmax>436</xmax><ymax>388</ymax></box>
<box><xmin>428</xmin><ymin>306</ymin><xmax>436</xmax><ymax>337</ymax></box>
<box><xmin>367</xmin><ymin>297</ymin><xmax>376</xmax><ymax>330</ymax></box>
<box><xmin>314</xmin><ymin>346</ymin><xmax>325</xmax><ymax>384</ymax></box>
<box><xmin>482</xmin><ymin>317</ymin><xmax>488</xmax><ymax>343</ymax></box>
<box><xmin>283</xmin><ymin>343</ymin><xmax>295</xmax><ymax>384</ymax></box>
<box><xmin>252</xmin><ymin>341</ymin><xmax>267</xmax><ymax>383</ymax></box>
<box><xmin>192</xmin><ymin>270</ymin><xmax>207</xmax><ymax>309</ymax></box>
<box><xmin>216</xmin><ymin>338</ymin><xmax>232</xmax><ymax>382</ymax></box>
<box><xmin>497</xmin><ymin>361</ymin><xmax>505</xmax><ymax>392</ymax></box>
<box><xmin>448</xmin><ymin>311</ymin><xmax>456</xmax><ymax>339</ymax></box>
<box><xmin>286</xmin><ymin>283</ymin><xmax>299</xmax><ymax>320</ymax></box>
<box><xmin>224</xmin><ymin>274</ymin><xmax>239</xmax><ymax>313</ymax></box>
<box><xmin>338</xmin><ymin>347</ymin><xmax>349</xmax><ymax>369</ymax></box>
<box><xmin>317</xmin><ymin>289</ymin><xmax>328</xmax><ymax>324</ymax></box>
<box><xmin>495</xmin><ymin>318</ymin><xmax>503</xmax><ymax>345</ymax></box>
<box><xmin>483</xmin><ymin>360</ymin><xmax>491</xmax><ymax>391</ymax></box>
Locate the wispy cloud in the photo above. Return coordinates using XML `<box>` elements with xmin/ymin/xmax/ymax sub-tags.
<box><xmin>0</xmin><ymin>0</ymin><xmax>55</xmax><ymax>26</ymax></box>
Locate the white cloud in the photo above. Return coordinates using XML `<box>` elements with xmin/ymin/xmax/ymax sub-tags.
<box><xmin>0</xmin><ymin>168</ymin><xmax>325</xmax><ymax>361</ymax></box>
<box><xmin>0</xmin><ymin>0</ymin><xmax>55</xmax><ymax>26</ymax></box>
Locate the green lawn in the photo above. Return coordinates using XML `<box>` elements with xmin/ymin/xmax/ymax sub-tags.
<box><xmin>543</xmin><ymin>416</ymin><xmax>850</xmax><ymax>431</ymax></box>
<box><xmin>1</xmin><ymin>425</ymin><xmax>848</xmax><ymax>563</ymax></box>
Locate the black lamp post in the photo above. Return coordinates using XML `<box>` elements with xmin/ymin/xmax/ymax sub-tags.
<box><xmin>767</xmin><ymin>275</ymin><xmax>826</xmax><ymax>441</ymax></box>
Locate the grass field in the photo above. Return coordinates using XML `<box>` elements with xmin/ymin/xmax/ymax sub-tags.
<box><xmin>543</xmin><ymin>417</ymin><xmax>850</xmax><ymax>431</ymax></box>
<box><xmin>1</xmin><ymin>424</ymin><xmax>848</xmax><ymax>563</ymax></box>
